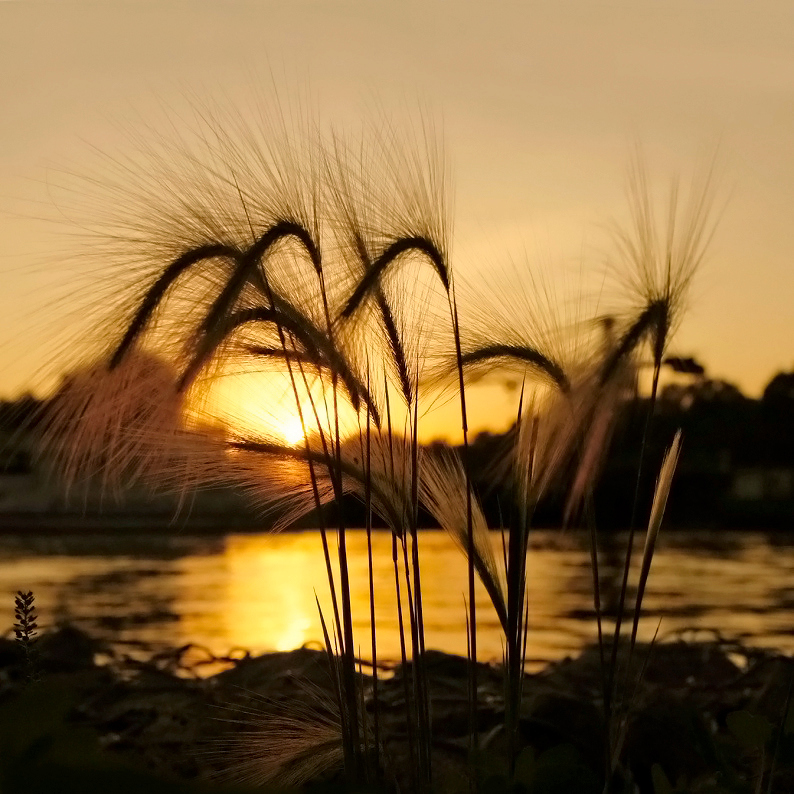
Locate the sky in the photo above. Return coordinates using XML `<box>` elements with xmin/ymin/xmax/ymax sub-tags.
<box><xmin>1</xmin><ymin>0</ymin><xmax>793</xmax><ymax>441</ymax></box>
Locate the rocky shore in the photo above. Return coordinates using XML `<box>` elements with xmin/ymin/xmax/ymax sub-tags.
<box><xmin>1</xmin><ymin>626</ymin><xmax>792</xmax><ymax>793</ymax></box>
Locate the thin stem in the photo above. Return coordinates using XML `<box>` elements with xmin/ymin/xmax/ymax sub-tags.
<box><xmin>606</xmin><ymin>358</ymin><xmax>662</xmax><ymax>733</ymax></box>
<box><xmin>585</xmin><ymin>493</ymin><xmax>611</xmax><ymax>785</ymax></box>
<box><xmin>449</xmin><ymin>289</ymin><xmax>478</xmax><ymax>775</ymax></box>
<box><xmin>364</xmin><ymin>369</ymin><xmax>380</xmax><ymax>778</ymax></box>
<box><xmin>393</xmin><ymin>532</ymin><xmax>417</xmax><ymax>790</ymax></box>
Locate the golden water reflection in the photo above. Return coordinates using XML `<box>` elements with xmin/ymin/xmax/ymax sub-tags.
<box><xmin>1</xmin><ymin>530</ymin><xmax>793</xmax><ymax>670</ymax></box>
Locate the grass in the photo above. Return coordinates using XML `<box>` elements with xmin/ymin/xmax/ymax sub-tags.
<box><xmin>32</xmin><ymin>111</ymin><xmax>721</xmax><ymax>792</ymax></box>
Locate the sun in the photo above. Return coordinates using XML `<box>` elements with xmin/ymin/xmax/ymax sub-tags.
<box><xmin>281</xmin><ymin>416</ymin><xmax>306</xmax><ymax>447</ymax></box>
<box><xmin>193</xmin><ymin>370</ymin><xmax>367</xmax><ymax>448</ymax></box>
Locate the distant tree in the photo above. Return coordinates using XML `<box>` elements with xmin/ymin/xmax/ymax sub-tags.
<box><xmin>663</xmin><ymin>355</ymin><xmax>705</xmax><ymax>376</ymax></box>
<box><xmin>0</xmin><ymin>394</ymin><xmax>45</xmax><ymax>432</ymax></box>
<box><xmin>693</xmin><ymin>378</ymin><xmax>745</xmax><ymax>404</ymax></box>
<box><xmin>762</xmin><ymin>371</ymin><xmax>794</xmax><ymax>408</ymax></box>
<box><xmin>660</xmin><ymin>377</ymin><xmax>744</xmax><ymax>411</ymax></box>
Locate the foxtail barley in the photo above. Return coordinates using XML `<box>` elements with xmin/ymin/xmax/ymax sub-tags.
<box><xmin>31</xmin><ymin>100</ymin><xmax>713</xmax><ymax>791</ymax></box>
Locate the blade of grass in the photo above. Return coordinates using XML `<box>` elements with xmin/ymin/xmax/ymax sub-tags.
<box><xmin>766</xmin><ymin>663</ymin><xmax>794</xmax><ymax>794</ymax></box>
<box><xmin>606</xmin><ymin>360</ymin><xmax>663</xmax><ymax>719</ymax></box>
<box><xmin>363</xmin><ymin>368</ymin><xmax>380</xmax><ymax>778</ymax></box>
<box><xmin>584</xmin><ymin>493</ymin><xmax>612</xmax><ymax>785</ymax></box>
<box><xmin>450</xmin><ymin>288</ymin><xmax>478</xmax><ymax>782</ymax></box>
<box><xmin>628</xmin><ymin>431</ymin><xmax>682</xmax><ymax>655</ymax></box>
<box><xmin>392</xmin><ymin>532</ymin><xmax>418</xmax><ymax>790</ymax></box>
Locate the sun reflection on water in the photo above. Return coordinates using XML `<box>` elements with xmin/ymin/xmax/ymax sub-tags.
<box><xmin>2</xmin><ymin>530</ymin><xmax>794</xmax><ymax>672</ymax></box>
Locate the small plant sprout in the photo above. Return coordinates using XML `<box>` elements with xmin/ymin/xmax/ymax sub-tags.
<box><xmin>13</xmin><ymin>590</ymin><xmax>39</xmax><ymax>684</ymax></box>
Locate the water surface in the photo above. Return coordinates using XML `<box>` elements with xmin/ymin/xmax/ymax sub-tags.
<box><xmin>1</xmin><ymin>529</ymin><xmax>792</xmax><ymax>670</ymax></box>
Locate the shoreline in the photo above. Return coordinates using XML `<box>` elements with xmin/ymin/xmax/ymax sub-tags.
<box><xmin>1</xmin><ymin>625</ymin><xmax>792</xmax><ymax>792</ymax></box>
<box><xmin>0</xmin><ymin>512</ymin><xmax>791</xmax><ymax>534</ymax></box>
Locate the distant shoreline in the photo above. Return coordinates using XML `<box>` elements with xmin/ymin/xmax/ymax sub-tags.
<box><xmin>0</xmin><ymin>511</ymin><xmax>787</xmax><ymax>534</ymax></box>
<box><xmin>0</xmin><ymin>512</ymin><xmax>272</xmax><ymax>535</ymax></box>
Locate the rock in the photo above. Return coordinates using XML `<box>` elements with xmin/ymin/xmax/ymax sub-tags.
<box><xmin>37</xmin><ymin>624</ymin><xmax>105</xmax><ymax>672</ymax></box>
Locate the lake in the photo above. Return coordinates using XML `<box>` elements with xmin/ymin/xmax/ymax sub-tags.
<box><xmin>1</xmin><ymin>529</ymin><xmax>793</xmax><ymax>671</ymax></box>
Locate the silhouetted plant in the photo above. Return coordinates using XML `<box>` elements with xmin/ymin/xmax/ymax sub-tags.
<box><xmin>33</xmin><ymin>106</ymin><xmax>709</xmax><ymax>793</ymax></box>
<box><xmin>13</xmin><ymin>590</ymin><xmax>39</xmax><ymax>684</ymax></box>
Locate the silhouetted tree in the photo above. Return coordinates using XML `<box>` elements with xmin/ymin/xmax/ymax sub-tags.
<box><xmin>0</xmin><ymin>394</ymin><xmax>45</xmax><ymax>432</ymax></box>
<box><xmin>762</xmin><ymin>370</ymin><xmax>794</xmax><ymax>408</ymax></box>
<box><xmin>663</xmin><ymin>355</ymin><xmax>705</xmax><ymax>376</ymax></box>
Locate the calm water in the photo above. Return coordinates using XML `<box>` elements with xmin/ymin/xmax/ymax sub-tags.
<box><xmin>1</xmin><ymin>529</ymin><xmax>793</xmax><ymax>670</ymax></box>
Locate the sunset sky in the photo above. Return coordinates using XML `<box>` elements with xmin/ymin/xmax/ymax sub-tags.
<box><xmin>1</xmin><ymin>1</ymin><xmax>792</xmax><ymax>441</ymax></box>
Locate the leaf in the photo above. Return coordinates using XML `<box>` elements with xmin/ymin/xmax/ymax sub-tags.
<box><xmin>726</xmin><ymin>710</ymin><xmax>773</xmax><ymax>749</ymax></box>
<box><xmin>651</xmin><ymin>763</ymin><xmax>674</xmax><ymax>794</ymax></box>
<box><xmin>630</xmin><ymin>431</ymin><xmax>683</xmax><ymax>650</ymax></box>
<box><xmin>0</xmin><ymin>681</ymin><xmax>75</xmax><ymax>765</ymax></box>
<box><xmin>529</xmin><ymin>745</ymin><xmax>600</xmax><ymax>794</ymax></box>
<box><xmin>480</xmin><ymin>774</ymin><xmax>512</xmax><ymax>793</ymax></box>
<box><xmin>513</xmin><ymin>745</ymin><xmax>536</xmax><ymax>787</ymax></box>
<box><xmin>470</xmin><ymin>747</ymin><xmax>507</xmax><ymax>786</ymax></box>
<box><xmin>785</xmin><ymin>690</ymin><xmax>794</xmax><ymax>736</ymax></box>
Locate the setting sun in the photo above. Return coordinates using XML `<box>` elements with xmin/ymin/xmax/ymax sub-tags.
<box><xmin>281</xmin><ymin>416</ymin><xmax>306</xmax><ymax>447</ymax></box>
<box><xmin>190</xmin><ymin>370</ymin><xmax>370</xmax><ymax>447</ymax></box>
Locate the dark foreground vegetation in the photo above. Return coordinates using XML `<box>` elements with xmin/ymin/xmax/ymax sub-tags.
<box><xmin>1</xmin><ymin>624</ymin><xmax>793</xmax><ymax>794</ymax></box>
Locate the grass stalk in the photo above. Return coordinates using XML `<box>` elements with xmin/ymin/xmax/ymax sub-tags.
<box><xmin>766</xmin><ymin>663</ymin><xmax>794</xmax><ymax>794</ymax></box>
<box><xmin>504</xmin><ymin>394</ymin><xmax>535</xmax><ymax>778</ymax></box>
<box><xmin>363</xmin><ymin>371</ymin><xmax>380</xmax><ymax>778</ymax></box>
<box><xmin>584</xmin><ymin>495</ymin><xmax>612</xmax><ymax>783</ymax></box>
<box><xmin>628</xmin><ymin>431</ymin><xmax>681</xmax><ymax>655</ymax></box>
<box><xmin>606</xmin><ymin>355</ymin><xmax>663</xmax><ymax>716</ymax></box>
<box><xmin>279</xmin><ymin>243</ymin><xmax>361</xmax><ymax>782</ymax></box>
<box><xmin>409</xmin><ymin>391</ymin><xmax>433</xmax><ymax>787</ymax></box>
<box><xmin>393</xmin><ymin>532</ymin><xmax>418</xmax><ymax>790</ymax></box>
<box><xmin>383</xmin><ymin>377</ymin><xmax>418</xmax><ymax>790</ymax></box>
<box><xmin>449</xmin><ymin>290</ymin><xmax>478</xmax><ymax>776</ymax></box>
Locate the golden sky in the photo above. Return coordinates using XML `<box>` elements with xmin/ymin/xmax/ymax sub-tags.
<box><xmin>1</xmin><ymin>1</ymin><xmax>793</xmax><ymax>441</ymax></box>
